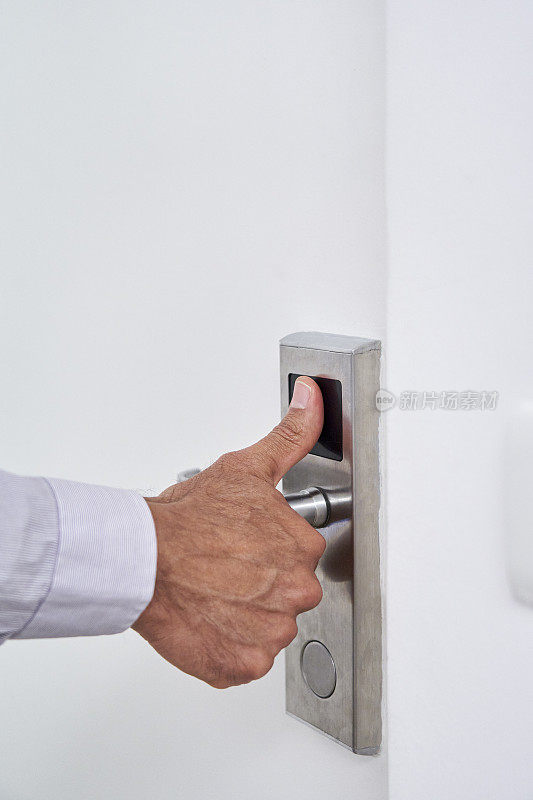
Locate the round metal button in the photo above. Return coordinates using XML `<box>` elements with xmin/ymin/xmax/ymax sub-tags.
<box><xmin>301</xmin><ymin>641</ymin><xmax>336</xmax><ymax>698</ymax></box>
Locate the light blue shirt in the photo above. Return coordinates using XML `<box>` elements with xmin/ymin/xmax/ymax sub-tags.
<box><xmin>0</xmin><ymin>469</ymin><xmax>157</xmax><ymax>643</ymax></box>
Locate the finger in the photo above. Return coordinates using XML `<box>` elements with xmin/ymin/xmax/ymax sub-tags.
<box><xmin>241</xmin><ymin>377</ymin><xmax>324</xmax><ymax>485</ymax></box>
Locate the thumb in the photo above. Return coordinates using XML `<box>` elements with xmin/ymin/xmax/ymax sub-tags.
<box><xmin>243</xmin><ymin>377</ymin><xmax>324</xmax><ymax>485</ymax></box>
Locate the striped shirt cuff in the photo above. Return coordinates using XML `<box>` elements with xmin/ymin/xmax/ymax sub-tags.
<box><xmin>14</xmin><ymin>479</ymin><xmax>157</xmax><ymax>639</ymax></box>
<box><xmin>0</xmin><ymin>472</ymin><xmax>58</xmax><ymax>643</ymax></box>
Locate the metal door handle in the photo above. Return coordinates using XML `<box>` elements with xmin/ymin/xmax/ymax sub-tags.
<box><xmin>176</xmin><ymin>469</ymin><xmax>351</xmax><ymax>529</ymax></box>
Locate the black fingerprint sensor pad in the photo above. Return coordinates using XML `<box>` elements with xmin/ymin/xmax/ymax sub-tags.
<box><xmin>288</xmin><ymin>374</ymin><xmax>343</xmax><ymax>462</ymax></box>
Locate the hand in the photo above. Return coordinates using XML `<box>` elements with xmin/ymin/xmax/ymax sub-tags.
<box><xmin>132</xmin><ymin>377</ymin><xmax>326</xmax><ymax>688</ymax></box>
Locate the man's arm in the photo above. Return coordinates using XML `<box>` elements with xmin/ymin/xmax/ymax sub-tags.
<box><xmin>1</xmin><ymin>376</ymin><xmax>324</xmax><ymax>688</ymax></box>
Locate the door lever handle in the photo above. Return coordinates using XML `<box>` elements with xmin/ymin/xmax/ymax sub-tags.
<box><xmin>176</xmin><ymin>469</ymin><xmax>351</xmax><ymax>530</ymax></box>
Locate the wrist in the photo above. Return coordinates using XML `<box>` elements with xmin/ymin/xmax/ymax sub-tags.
<box><xmin>131</xmin><ymin>498</ymin><xmax>159</xmax><ymax>633</ymax></box>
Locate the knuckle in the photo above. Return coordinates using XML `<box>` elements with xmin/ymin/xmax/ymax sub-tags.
<box><xmin>216</xmin><ymin>450</ymin><xmax>247</xmax><ymax>477</ymax></box>
<box><xmin>298</xmin><ymin>577</ymin><xmax>323</xmax><ymax>610</ymax></box>
<box><xmin>309</xmin><ymin>579</ymin><xmax>323</xmax><ymax>608</ymax></box>
<box><xmin>241</xmin><ymin>651</ymin><xmax>274</xmax><ymax>683</ymax></box>
<box><xmin>306</xmin><ymin>531</ymin><xmax>326</xmax><ymax>560</ymax></box>
<box><xmin>217</xmin><ymin>451</ymin><xmax>240</xmax><ymax>470</ymax></box>
<box><xmin>275</xmin><ymin>618</ymin><xmax>298</xmax><ymax>649</ymax></box>
<box><xmin>208</xmin><ymin>676</ymin><xmax>232</xmax><ymax>690</ymax></box>
<box><xmin>206</xmin><ymin>651</ymin><xmax>257</xmax><ymax>688</ymax></box>
<box><xmin>203</xmin><ymin>659</ymin><xmax>235</xmax><ymax>689</ymax></box>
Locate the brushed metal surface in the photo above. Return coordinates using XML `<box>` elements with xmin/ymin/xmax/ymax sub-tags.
<box><xmin>281</xmin><ymin>331</ymin><xmax>382</xmax><ymax>754</ymax></box>
<box><xmin>283</xmin><ymin>487</ymin><xmax>329</xmax><ymax>528</ymax></box>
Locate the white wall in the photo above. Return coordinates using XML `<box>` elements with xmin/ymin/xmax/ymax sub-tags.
<box><xmin>0</xmin><ymin>3</ymin><xmax>387</xmax><ymax>799</ymax></box>
<box><xmin>386</xmin><ymin>2</ymin><xmax>533</xmax><ymax>798</ymax></box>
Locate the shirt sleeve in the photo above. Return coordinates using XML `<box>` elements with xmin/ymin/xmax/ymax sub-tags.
<box><xmin>0</xmin><ymin>469</ymin><xmax>157</xmax><ymax>642</ymax></box>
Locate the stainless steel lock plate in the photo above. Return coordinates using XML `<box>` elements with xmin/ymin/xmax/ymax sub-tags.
<box><xmin>281</xmin><ymin>331</ymin><xmax>382</xmax><ymax>754</ymax></box>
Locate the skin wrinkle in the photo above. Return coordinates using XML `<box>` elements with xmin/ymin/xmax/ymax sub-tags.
<box><xmin>174</xmin><ymin>562</ymin><xmax>279</xmax><ymax>604</ymax></box>
<box><xmin>178</xmin><ymin>575</ymin><xmax>307</xmax><ymax>617</ymax></box>
<box><xmin>173</xmin><ymin>513</ymin><xmax>305</xmax><ymax>564</ymax></box>
<box><xmin>192</xmin><ymin>604</ymin><xmax>268</xmax><ymax>649</ymax></box>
